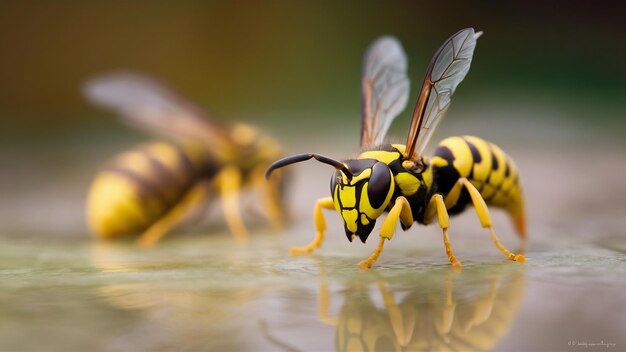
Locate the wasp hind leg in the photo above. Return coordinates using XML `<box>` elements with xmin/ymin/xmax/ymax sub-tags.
<box><xmin>359</xmin><ymin>196</ymin><xmax>413</xmax><ymax>269</ymax></box>
<box><xmin>425</xmin><ymin>194</ymin><xmax>462</xmax><ymax>269</ymax></box>
<box><xmin>290</xmin><ymin>197</ymin><xmax>335</xmax><ymax>255</ymax></box>
<box><xmin>446</xmin><ymin>178</ymin><xmax>525</xmax><ymax>263</ymax></box>
<box><xmin>137</xmin><ymin>183</ymin><xmax>209</xmax><ymax>248</ymax></box>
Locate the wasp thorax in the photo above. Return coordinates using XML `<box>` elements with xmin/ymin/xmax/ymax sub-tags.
<box><xmin>330</xmin><ymin>160</ymin><xmax>395</xmax><ymax>243</ymax></box>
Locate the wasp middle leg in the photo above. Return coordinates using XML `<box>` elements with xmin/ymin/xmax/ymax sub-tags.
<box><xmin>425</xmin><ymin>194</ymin><xmax>462</xmax><ymax>269</ymax></box>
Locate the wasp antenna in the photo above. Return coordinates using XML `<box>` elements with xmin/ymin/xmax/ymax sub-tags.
<box><xmin>265</xmin><ymin>153</ymin><xmax>353</xmax><ymax>181</ymax></box>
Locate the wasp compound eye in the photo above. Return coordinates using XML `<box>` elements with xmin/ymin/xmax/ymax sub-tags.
<box><xmin>367</xmin><ymin>162</ymin><xmax>391</xmax><ymax>210</ymax></box>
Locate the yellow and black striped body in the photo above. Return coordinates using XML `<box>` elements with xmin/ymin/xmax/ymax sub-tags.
<box><xmin>429</xmin><ymin>135</ymin><xmax>525</xmax><ymax>236</ymax></box>
<box><xmin>87</xmin><ymin>141</ymin><xmax>219</xmax><ymax>239</ymax></box>
<box><xmin>87</xmin><ymin>122</ymin><xmax>288</xmax><ymax>241</ymax></box>
<box><xmin>332</xmin><ymin>135</ymin><xmax>525</xmax><ymax>242</ymax></box>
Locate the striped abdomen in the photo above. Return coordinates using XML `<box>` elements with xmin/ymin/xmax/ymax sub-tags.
<box><xmin>430</xmin><ymin>136</ymin><xmax>526</xmax><ymax>237</ymax></box>
<box><xmin>87</xmin><ymin>141</ymin><xmax>218</xmax><ymax>239</ymax></box>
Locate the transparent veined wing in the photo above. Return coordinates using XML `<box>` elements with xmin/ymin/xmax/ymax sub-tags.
<box><xmin>83</xmin><ymin>71</ymin><xmax>233</xmax><ymax>152</ymax></box>
<box><xmin>405</xmin><ymin>28</ymin><xmax>482</xmax><ymax>161</ymax></box>
<box><xmin>361</xmin><ymin>36</ymin><xmax>410</xmax><ymax>147</ymax></box>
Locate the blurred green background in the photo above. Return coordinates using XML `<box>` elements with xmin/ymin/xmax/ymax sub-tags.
<box><xmin>0</xmin><ymin>1</ymin><xmax>625</xmax><ymax>236</ymax></box>
<box><xmin>2</xmin><ymin>1</ymin><xmax>625</xmax><ymax>127</ymax></box>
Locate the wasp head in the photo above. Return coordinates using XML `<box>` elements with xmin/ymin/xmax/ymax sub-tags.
<box><xmin>330</xmin><ymin>159</ymin><xmax>395</xmax><ymax>243</ymax></box>
<box><xmin>265</xmin><ymin>153</ymin><xmax>396</xmax><ymax>243</ymax></box>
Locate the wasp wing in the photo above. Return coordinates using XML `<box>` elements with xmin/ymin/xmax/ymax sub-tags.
<box><xmin>361</xmin><ymin>36</ymin><xmax>410</xmax><ymax>148</ymax></box>
<box><xmin>83</xmin><ymin>71</ymin><xmax>233</xmax><ymax>152</ymax></box>
<box><xmin>405</xmin><ymin>28</ymin><xmax>481</xmax><ymax>161</ymax></box>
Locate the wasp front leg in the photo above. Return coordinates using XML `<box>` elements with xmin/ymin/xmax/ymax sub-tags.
<box><xmin>359</xmin><ymin>197</ymin><xmax>413</xmax><ymax>269</ymax></box>
<box><xmin>445</xmin><ymin>178</ymin><xmax>525</xmax><ymax>263</ymax></box>
<box><xmin>290</xmin><ymin>197</ymin><xmax>335</xmax><ymax>255</ymax></box>
<box><xmin>217</xmin><ymin>165</ymin><xmax>248</xmax><ymax>243</ymax></box>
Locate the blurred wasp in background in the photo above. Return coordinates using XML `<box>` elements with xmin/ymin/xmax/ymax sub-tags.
<box><xmin>266</xmin><ymin>28</ymin><xmax>526</xmax><ymax>268</ymax></box>
<box><xmin>85</xmin><ymin>72</ymin><xmax>288</xmax><ymax>247</ymax></box>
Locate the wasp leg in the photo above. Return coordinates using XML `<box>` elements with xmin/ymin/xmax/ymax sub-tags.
<box><xmin>253</xmin><ymin>165</ymin><xmax>287</xmax><ymax>231</ymax></box>
<box><xmin>318</xmin><ymin>281</ymin><xmax>338</xmax><ymax>326</ymax></box>
<box><xmin>463</xmin><ymin>276</ymin><xmax>498</xmax><ymax>332</ymax></box>
<box><xmin>425</xmin><ymin>194</ymin><xmax>462</xmax><ymax>269</ymax></box>
<box><xmin>378</xmin><ymin>280</ymin><xmax>415</xmax><ymax>346</ymax></box>
<box><xmin>217</xmin><ymin>165</ymin><xmax>248</xmax><ymax>243</ymax></box>
<box><xmin>316</xmin><ymin>259</ymin><xmax>338</xmax><ymax>325</ymax></box>
<box><xmin>359</xmin><ymin>197</ymin><xmax>413</xmax><ymax>269</ymax></box>
<box><xmin>447</xmin><ymin>178</ymin><xmax>525</xmax><ymax>263</ymax></box>
<box><xmin>137</xmin><ymin>183</ymin><xmax>209</xmax><ymax>248</ymax></box>
<box><xmin>434</xmin><ymin>272</ymin><xmax>456</xmax><ymax>343</ymax></box>
<box><xmin>290</xmin><ymin>197</ymin><xmax>335</xmax><ymax>255</ymax></box>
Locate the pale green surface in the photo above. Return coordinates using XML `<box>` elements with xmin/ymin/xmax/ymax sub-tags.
<box><xmin>0</xmin><ymin>222</ymin><xmax>624</xmax><ymax>351</ymax></box>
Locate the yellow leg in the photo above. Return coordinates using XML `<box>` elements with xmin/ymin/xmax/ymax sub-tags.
<box><xmin>435</xmin><ymin>272</ymin><xmax>456</xmax><ymax>342</ymax></box>
<box><xmin>381</xmin><ymin>196</ymin><xmax>413</xmax><ymax>240</ymax></box>
<box><xmin>217</xmin><ymin>166</ymin><xmax>248</xmax><ymax>243</ymax></box>
<box><xmin>426</xmin><ymin>194</ymin><xmax>462</xmax><ymax>269</ymax></box>
<box><xmin>137</xmin><ymin>183</ymin><xmax>209</xmax><ymax>248</ymax></box>
<box><xmin>315</xmin><ymin>259</ymin><xmax>338</xmax><ymax>326</ymax></box>
<box><xmin>456</xmin><ymin>178</ymin><xmax>525</xmax><ymax>263</ymax></box>
<box><xmin>359</xmin><ymin>197</ymin><xmax>413</xmax><ymax>269</ymax></box>
<box><xmin>359</xmin><ymin>237</ymin><xmax>386</xmax><ymax>270</ymax></box>
<box><xmin>253</xmin><ymin>165</ymin><xmax>287</xmax><ymax>230</ymax></box>
<box><xmin>378</xmin><ymin>281</ymin><xmax>415</xmax><ymax>346</ymax></box>
<box><xmin>318</xmin><ymin>282</ymin><xmax>338</xmax><ymax>326</ymax></box>
<box><xmin>290</xmin><ymin>197</ymin><xmax>335</xmax><ymax>255</ymax></box>
<box><xmin>468</xmin><ymin>276</ymin><xmax>498</xmax><ymax>330</ymax></box>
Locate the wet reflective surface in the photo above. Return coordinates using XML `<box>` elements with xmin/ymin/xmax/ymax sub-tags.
<box><xmin>0</xmin><ymin>226</ymin><xmax>623</xmax><ymax>351</ymax></box>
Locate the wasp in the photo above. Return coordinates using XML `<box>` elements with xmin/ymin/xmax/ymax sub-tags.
<box><xmin>85</xmin><ymin>72</ymin><xmax>288</xmax><ymax>247</ymax></box>
<box><xmin>266</xmin><ymin>28</ymin><xmax>526</xmax><ymax>269</ymax></box>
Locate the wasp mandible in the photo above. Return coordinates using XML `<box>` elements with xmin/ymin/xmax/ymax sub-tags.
<box><xmin>266</xmin><ymin>28</ymin><xmax>526</xmax><ymax>269</ymax></box>
<box><xmin>85</xmin><ymin>72</ymin><xmax>289</xmax><ymax>247</ymax></box>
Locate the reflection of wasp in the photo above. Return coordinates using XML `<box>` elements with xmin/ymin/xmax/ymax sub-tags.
<box><xmin>267</xmin><ymin>28</ymin><xmax>526</xmax><ymax>268</ymax></box>
<box><xmin>323</xmin><ymin>269</ymin><xmax>526</xmax><ymax>352</ymax></box>
<box><xmin>85</xmin><ymin>72</ymin><xmax>288</xmax><ymax>246</ymax></box>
